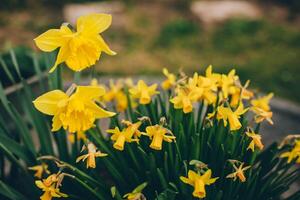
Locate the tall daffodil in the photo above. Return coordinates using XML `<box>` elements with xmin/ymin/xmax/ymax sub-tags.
<box><xmin>251</xmin><ymin>93</ymin><xmax>274</xmax><ymax>124</ymax></box>
<box><xmin>107</xmin><ymin>121</ymin><xmax>142</xmax><ymax>151</ymax></box>
<box><xmin>34</xmin><ymin>13</ymin><xmax>116</xmax><ymax>73</ymax></box>
<box><xmin>170</xmin><ymin>74</ymin><xmax>203</xmax><ymax>113</ymax></box>
<box><xmin>216</xmin><ymin>102</ymin><xmax>248</xmax><ymax>131</ymax></box>
<box><xmin>33</xmin><ymin>85</ymin><xmax>115</xmax><ymax>133</ymax></box>
<box><xmin>161</xmin><ymin>68</ymin><xmax>176</xmax><ymax>90</ymax></box>
<box><xmin>129</xmin><ymin>80</ymin><xmax>159</xmax><ymax>105</ymax></box>
<box><xmin>226</xmin><ymin>162</ymin><xmax>251</xmax><ymax>182</ymax></box>
<box><xmin>35</xmin><ymin>174</ymin><xmax>67</xmax><ymax>200</ymax></box>
<box><xmin>180</xmin><ymin>169</ymin><xmax>218</xmax><ymax>199</ymax></box>
<box><xmin>280</xmin><ymin>140</ymin><xmax>300</xmax><ymax>164</ymax></box>
<box><xmin>144</xmin><ymin>125</ymin><xmax>175</xmax><ymax>150</ymax></box>
<box><xmin>246</xmin><ymin>131</ymin><xmax>264</xmax><ymax>152</ymax></box>
<box><xmin>76</xmin><ymin>143</ymin><xmax>108</xmax><ymax>168</ymax></box>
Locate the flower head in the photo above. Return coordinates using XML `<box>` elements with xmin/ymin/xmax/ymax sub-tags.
<box><xmin>33</xmin><ymin>85</ymin><xmax>115</xmax><ymax>133</ymax></box>
<box><xmin>251</xmin><ymin>93</ymin><xmax>273</xmax><ymax>112</ymax></box>
<box><xmin>123</xmin><ymin>182</ymin><xmax>147</xmax><ymax>200</ymax></box>
<box><xmin>216</xmin><ymin>102</ymin><xmax>248</xmax><ymax>131</ymax></box>
<box><xmin>246</xmin><ymin>131</ymin><xmax>264</xmax><ymax>152</ymax></box>
<box><xmin>35</xmin><ymin>174</ymin><xmax>68</xmax><ymax>200</ymax></box>
<box><xmin>29</xmin><ymin>163</ymin><xmax>50</xmax><ymax>179</ymax></box>
<box><xmin>180</xmin><ymin>169</ymin><xmax>218</xmax><ymax>199</ymax></box>
<box><xmin>226</xmin><ymin>162</ymin><xmax>251</xmax><ymax>182</ymax></box>
<box><xmin>76</xmin><ymin>143</ymin><xmax>108</xmax><ymax>168</ymax></box>
<box><xmin>161</xmin><ymin>68</ymin><xmax>176</xmax><ymax>90</ymax></box>
<box><xmin>280</xmin><ymin>140</ymin><xmax>300</xmax><ymax>164</ymax></box>
<box><xmin>129</xmin><ymin>80</ymin><xmax>159</xmax><ymax>105</ymax></box>
<box><xmin>107</xmin><ymin>121</ymin><xmax>142</xmax><ymax>151</ymax></box>
<box><xmin>144</xmin><ymin>125</ymin><xmax>175</xmax><ymax>150</ymax></box>
<box><xmin>34</xmin><ymin>13</ymin><xmax>116</xmax><ymax>73</ymax></box>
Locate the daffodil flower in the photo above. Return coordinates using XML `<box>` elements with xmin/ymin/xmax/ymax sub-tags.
<box><xmin>230</xmin><ymin>80</ymin><xmax>253</xmax><ymax>107</ymax></box>
<box><xmin>251</xmin><ymin>93</ymin><xmax>274</xmax><ymax>125</ymax></box>
<box><xmin>107</xmin><ymin>121</ymin><xmax>142</xmax><ymax>151</ymax></box>
<box><xmin>161</xmin><ymin>68</ymin><xmax>176</xmax><ymax>90</ymax></box>
<box><xmin>246</xmin><ymin>131</ymin><xmax>264</xmax><ymax>152</ymax></box>
<box><xmin>28</xmin><ymin>163</ymin><xmax>50</xmax><ymax>179</ymax></box>
<box><xmin>219</xmin><ymin>69</ymin><xmax>239</xmax><ymax>99</ymax></box>
<box><xmin>170</xmin><ymin>75</ymin><xmax>203</xmax><ymax>113</ymax></box>
<box><xmin>129</xmin><ymin>80</ymin><xmax>159</xmax><ymax>105</ymax></box>
<box><xmin>76</xmin><ymin>143</ymin><xmax>108</xmax><ymax>168</ymax></box>
<box><xmin>33</xmin><ymin>85</ymin><xmax>115</xmax><ymax>133</ymax></box>
<box><xmin>280</xmin><ymin>140</ymin><xmax>300</xmax><ymax>164</ymax></box>
<box><xmin>180</xmin><ymin>169</ymin><xmax>218</xmax><ymax>199</ymax></box>
<box><xmin>216</xmin><ymin>102</ymin><xmax>248</xmax><ymax>131</ymax></box>
<box><xmin>34</xmin><ymin>13</ymin><xmax>116</xmax><ymax>73</ymax></box>
<box><xmin>144</xmin><ymin>125</ymin><xmax>175</xmax><ymax>150</ymax></box>
<box><xmin>226</xmin><ymin>162</ymin><xmax>251</xmax><ymax>182</ymax></box>
<box><xmin>35</xmin><ymin>174</ymin><xmax>67</xmax><ymax>200</ymax></box>
<box><xmin>123</xmin><ymin>182</ymin><xmax>147</xmax><ymax>200</ymax></box>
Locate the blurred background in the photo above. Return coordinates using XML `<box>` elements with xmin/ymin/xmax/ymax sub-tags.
<box><xmin>0</xmin><ymin>0</ymin><xmax>299</xmax><ymax>103</ymax></box>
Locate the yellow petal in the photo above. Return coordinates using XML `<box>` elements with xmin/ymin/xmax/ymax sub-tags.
<box><xmin>95</xmin><ymin>35</ymin><xmax>116</xmax><ymax>55</ymax></box>
<box><xmin>33</xmin><ymin>90</ymin><xmax>68</xmax><ymax>115</ymax></box>
<box><xmin>75</xmin><ymin>86</ymin><xmax>106</xmax><ymax>100</ymax></box>
<box><xmin>85</xmin><ymin>101</ymin><xmax>115</xmax><ymax>118</ymax></box>
<box><xmin>77</xmin><ymin>13</ymin><xmax>112</xmax><ymax>35</ymax></box>
<box><xmin>51</xmin><ymin>114</ymin><xmax>63</xmax><ymax>132</ymax></box>
<box><xmin>34</xmin><ymin>25</ymin><xmax>72</xmax><ymax>52</ymax></box>
<box><xmin>49</xmin><ymin>44</ymin><xmax>71</xmax><ymax>73</ymax></box>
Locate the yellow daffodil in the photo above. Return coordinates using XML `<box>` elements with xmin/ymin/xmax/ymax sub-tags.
<box><xmin>230</xmin><ymin>80</ymin><xmax>253</xmax><ymax>107</ymax></box>
<box><xmin>35</xmin><ymin>174</ymin><xmax>67</xmax><ymax>200</ymax></box>
<box><xmin>33</xmin><ymin>85</ymin><xmax>115</xmax><ymax>133</ymax></box>
<box><xmin>76</xmin><ymin>143</ymin><xmax>108</xmax><ymax>168</ymax></box>
<box><xmin>226</xmin><ymin>162</ymin><xmax>251</xmax><ymax>182</ymax></box>
<box><xmin>251</xmin><ymin>93</ymin><xmax>273</xmax><ymax>112</ymax></box>
<box><xmin>246</xmin><ymin>131</ymin><xmax>264</xmax><ymax>152</ymax></box>
<box><xmin>107</xmin><ymin>121</ymin><xmax>142</xmax><ymax>151</ymax></box>
<box><xmin>123</xmin><ymin>182</ymin><xmax>147</xmax><ymax>200</ymax></box>
<box><xmin>197</xmin><ymin>66</ymin><xmax>218</xmax><ymax>105</ymax></box>
<box><xmin>219</xmin><ymin>69</ymin><xmax>239</xmax><ymax>99</ymax></box>
<box><xmin>216</xmin><ymin>102</ymin><xmax>248</xmax><ymax>131</ymax></box>
<box><xmin>180</xmin><ymin>169</ymin><xmax>218</xmax><ymax>199</ymax></box>
<box><xmin>28</xmin><ymin>163</ymin><xmax>50</xmax><ymax>179</ymax></box>
<box><xmin>144</xmin><ymin>125</ymin><xmax>175</xmax><ymax>150</ymax></box>
<box><xmin>170</xmin><ymin>74</ymin><xmax>203</xmax><ymax>113</ymax></box>
<box><xmin>251</xmin><ymin>93</ymin><xmax>274</xmax><ymax>125</ymax></box>
<box><xmin>129</xmin><ymin>80</ymin><xmax>159</xmax><ymax>105</ymax></box>
<box><xmin>68</xmin><ymin>131</ymin><xmax>87</xmax><ymax>144</ymax></box>
<box><xmin>161</xmin><ymin>68</ymin><xmax>176</xmax><ymax>90</ymax></box>
<box><xmin>280</xmin><ymin>140</ymin><xmax>300</xmax><ymax>164</ymax></box>
<box><xmin>34</xmin><ymin>13</ymin><xmax>116</xmax><ymax>73</ymax></box>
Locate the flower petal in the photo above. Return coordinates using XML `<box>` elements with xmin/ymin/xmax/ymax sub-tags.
<box><xmin>77</xmin><ymin>13</ymin><xmax>112</xmax><ymax>35</ymax></box>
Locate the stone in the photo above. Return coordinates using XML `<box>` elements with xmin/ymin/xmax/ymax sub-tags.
<box><xmin>190</xmin><ymin>1</ymin><xmax>262</xmax><ymax>25</ymax></box>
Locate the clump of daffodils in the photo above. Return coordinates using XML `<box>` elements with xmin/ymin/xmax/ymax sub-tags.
<box><xmin>0</xmin><ymin>13</ymin><xmax>299</xmax><ymax>200</ymax></box>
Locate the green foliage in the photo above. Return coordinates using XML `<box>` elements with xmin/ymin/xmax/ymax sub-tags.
<box><xmin>0</xmin><ymin>51</ymin><xmax>299</xmax><ymax>200</ymax></box>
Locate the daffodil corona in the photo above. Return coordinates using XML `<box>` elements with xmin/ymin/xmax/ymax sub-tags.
<box><xmin>33</xmin><ymin>85</ymin><xmax>115</xmax><ymax>133</ymax></box>
<box><xmin>129</xmin><ymin>80</ymin><xmax>159</xmax><ymax>105</ymax></box>
<box><xmin>144</xmin><ymin>125</ymin><xmax>175</xmax><ymax>150</ymax></box>
<box><xmin>34</xmin><ymin>13</ymin><xmax>116</xmax><ymax>73</ymax></box>
<box><xmin>76</xmin><ymin>143</ymin><xmax>108</xmax><ymax>168</ymax></box>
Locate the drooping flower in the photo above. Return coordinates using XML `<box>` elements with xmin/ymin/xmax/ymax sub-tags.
<box><xmin>251</xmin><ymin>93</ymin><xmax>274</xmax><ymax>125</ymax></box>
<box><xmin>34</xmin><ymin>13</ymin><xmax>116</xmax><ymax>73</ymax></box>
<box><xmin>144</xmin><ymin>125</ymin><xmax>175</xmax><ymax>150</ymax></box>
<box><xmin>123</xmin><ymin>182</ymin><xmax>147</xmax><ymax>200</ymax></box>
<box><xmin>29</xmin><ymin>163</ymin><xmax>50</xmax><ymax>179</ymax></box>
<box><xmin>35</xmin><ymin>174</ymin><xmax>68</xmax><ymax>200</ymax></box>
<box><xmin>226</xmin><ymin>162</ymin><xmax>251</xmax><ymax>182</ymax></box>
<box><xmin>216</xmin><ymin>102</ymin><xmax>248</xmax><ymax>131</ymax></box>
<box><xmin>180</xmin><ymin>169</ymin><xmax>218</xmax><ymax>199</ymax></box>
<box><xmin>76</xmin><ymin>143</ymin><xmax>108</xmax><ymax>168</ymax></box>
<box><xmin>33</xmin><ymin>85</ymin><xmax>115</xmax><ymax>133</ymax></box>
<box><xmin>129</xmin><ymin>80</ymin><xmax>159</xmax><ymax>105</ymax></box>
<box><xmin>161</xmin><ymin>68</ymin><xmax>176</xmax><ymax>90</ymax></box>
<box><xmin>280</xmin><ymin>140</ymin><xmax>300</xmax><ymax>164</ymax></box>
<box><xmin>107</xmin><ymin>121</ymin><xmax>142</xmax><ymax>151</ymax></box>
<box><xmin>246</xmin><ymin>131</ymin><xmax>264</xmax><ymax>152</ymax></box>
